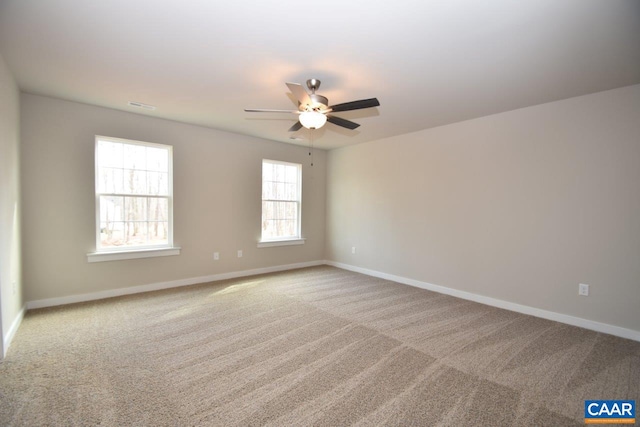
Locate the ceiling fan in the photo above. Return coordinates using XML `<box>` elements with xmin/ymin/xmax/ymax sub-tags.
<box><xmin>244</xmin><ymin>78</ymin><xmax>380</xmax><ymax>132</ymax></box>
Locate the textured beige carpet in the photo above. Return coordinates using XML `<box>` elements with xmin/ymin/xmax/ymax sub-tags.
<box><xmin>1</xmin><ymin>266</ymin><xmax>638</xmax><ymax>426</ymax></box>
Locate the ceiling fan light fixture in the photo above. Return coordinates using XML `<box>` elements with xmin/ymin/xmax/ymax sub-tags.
<box><xmin>299</xmin><ymin>111</ymin><xmax>327</xmax><ymax>129</ymax></box>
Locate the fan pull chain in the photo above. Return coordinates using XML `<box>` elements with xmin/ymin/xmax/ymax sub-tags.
<box><xmin>309</xmin><ymin>131</ymin><xmax>315</xmax><ymax>167</ymax></box>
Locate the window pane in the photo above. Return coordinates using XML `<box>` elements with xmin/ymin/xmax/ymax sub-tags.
<box><xmin>273</xmin><ymin>164</ymin><xmax>284</xmax><ymax>182</ymax></box>
<box><xmin>146</xmin><ymin>146</ymin><xmax>168</xmax><ymax>172</ymax></box>
<box><xmin>262</xmin><ymin>201</ymin><xmax>297</xmax><ymax>221</ymax></box>
<box><xmin>274</xmin><ymin>182</ymin><xmax>285</xmax><ymax>199</ymax></box>
<box><xmin>263</xmin><ymin>162</ymin><xmax>273</xmax><ymax>181</ymax></box>
<box><xmin>100</xmin><ymin>196</ymin><xmax>124</xmax><ymax>222</ymax></box>
<box><xmin>97</xmin><ymin>141</ymin><xmax>122</xmax><ymax>168</ymax></box>
<box><xmin>98</xmin><ymin>167</ymin><xmax>124</xmax><ymax>193</ymax></box>
<box><xmin>123</xmin><ymin>169</ymin><xmax>147</xmax><ymax>194</ymax></box>
<box><xmin>124</xmin><ymin>221</ymin><xmax>147</xmax><ymax>246</ymax></box>
<box><xmin>97</xmin><ymin>167</ymin><xmax>114</xmax><ymax>193</ymax></box>
<box><xmin>262</xmin><ymin>219</ymin><xmax>296</xmax><ymax>239</ymax></box>
<box><xmin>148</xmin><ymin>198</ymin><xmax>168</xmax><ymax>222</ymax></box>
<box><xmin>114</xmin><ymin>168</ymin><xmax>124</xmax><ymax>193</ymax></box>
<box><xmin>262</xmin><ymin>182</ymin><xmax>270</xmax><ymax>199</ymax></box>
<box><xmin>262</xmin><ymin>201</ymin><xmax>275</xmax><ymax>220</ymax></box>
<box><xmin>262</xmin><ymin>220</ymin><xmax>276</xmax><ymax>239</ymax></box>
<box><xmin>285</xmin><ymin>202</ymin><xmax>297</xmax><ymax>219</ymax></box>
<box><xmin>100</xmin><ymin>221</ymin><xmax>125</xmax><ymax>247</ymax></box>
<box><xmin>284</xmin><ymin>183</ymin><xmax>297</xmax><ymax>200</ymax></box>
<box><xmin>284</xmin><ymin>165</ymin><xmax>297</xmax><ymax>183</ymax></box>
<box><xmin>147</xmin><ymin>172</ymin><xmax>169</xmax><ymax>196</ymax></box>
<box><xmin>123</xmin><ymin>144</ymin><xmax>146</xmax><ymax>170</ymax></box>
<box><xmin>283</xmin><ymin>219</ymin><xmax>296</xmax><ymax>236</ymax></box>
<box><xmin>262</xmin><ymin>220</ymin><xmax>298</xmax><ymax>239</ymax></box>
<box><xmin>276</xmin><ymin>201</ymin><xmax>286</xmax><ymax>219</ymax></box>
<box><xmin>125</xmin><ymin>197</ymin><xmax>147</xmax><ymax>222</ymax></box>
<box><xmin>148</xmin><ymin>221</ymin><xmax>168</xmax><ymax>244</ymax></box>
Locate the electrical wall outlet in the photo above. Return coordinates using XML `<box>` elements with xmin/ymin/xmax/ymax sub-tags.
<box><xmin>12</xmin><ymin>281</ymin><xmax>17</xmax><ymax>295</ymax></box>
<box><xmin>351</xmin><ymin>247</ymin><xmax>356</xmax><ymax>254</ymax></box>
<box><xmin>579</xmin><ymin>283</ymin><xmax>589</xmax><ymax>296</ymax></box>
<box><xmin>237</xmin><ymin>250</ymin><xmax>243</xmax><ymax>258</ymax></box>
<box><xmin>213</xmin><ymin>252</ymin><xmax>219</xmax><ymax>261</ymax></box>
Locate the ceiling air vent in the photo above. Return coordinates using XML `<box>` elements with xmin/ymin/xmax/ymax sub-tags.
<box><xmin>128</xmin><ymin>101</ymin><xmax>156</xmax><ymax>111</ymax></box>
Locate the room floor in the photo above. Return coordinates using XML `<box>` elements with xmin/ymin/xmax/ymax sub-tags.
<box><xmin>1</xmin><ymin>266</ymin><xmax>638</xmax><ymax>426</ymax></box>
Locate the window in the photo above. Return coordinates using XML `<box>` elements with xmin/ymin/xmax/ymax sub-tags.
<box><xmin>260</xmin><ymin>159</ymin><xmax>303</xmax><ymax>246</ymax></box>
<box><xmin>93</xmin><ymin>136</ymin><xmax>175</xmax><ymax>257</ymax></box>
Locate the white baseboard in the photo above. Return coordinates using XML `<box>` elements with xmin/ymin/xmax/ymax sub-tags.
<box><xmin>3</xmin><ymin>305</ymin><xmax>26</xmax><ymax>358</ymax></box>
<box><xmin>325</xmin><ymin>260</ymin><xmax>640</xmax><ymax>342</ymax></box>
<box><xmin>26</xmin><ymin>260</ymin><xmax>324</xmax><ymax>310</ymax></box>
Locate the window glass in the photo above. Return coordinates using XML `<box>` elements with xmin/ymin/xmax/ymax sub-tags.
<box><xmin>95</xmin><ymin>136</ymin><xmax>173</xmax><ymax>251</ymax></box>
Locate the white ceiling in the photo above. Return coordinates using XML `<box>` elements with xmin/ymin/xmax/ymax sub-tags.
<box><xmin>1</xmin><ymin>0</ymin><xmax>639</xmax><ymax>150</ymax></box>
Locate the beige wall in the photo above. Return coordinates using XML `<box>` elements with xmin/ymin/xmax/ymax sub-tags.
<box><xmin>0</xmin><ymin>53</ymin><xmax>23</xmax><ymax>356</ymax></box>
<box><xmin>20</xmin><ymin>94</ymin><xmax>326</xmax><ymax>302</ymax></box>
<box><xmin>327</xmin><ymin>84</ymin><xmax>640</xmax><ymax>332</ymax></box>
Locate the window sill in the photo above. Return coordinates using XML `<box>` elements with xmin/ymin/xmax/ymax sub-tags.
<box><xmin>87</xmin><ymin>247</ymin><xmax>181</xmax><ymax>263</ymax></box>
<box><xmin>257</xmin><ymin>238</ymin><xmax>306</xmax><ymax>248</ymax></box>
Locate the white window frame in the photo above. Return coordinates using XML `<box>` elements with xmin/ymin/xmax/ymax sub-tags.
<box><xmin>258</xmin><ymin>159</ymin><xmax>305</xmax><ymax>248</ymax></box>
<box><xmin>87</xmin><ymin>136</ymin><xmax>179</xmax><ymax>262</ymax></box>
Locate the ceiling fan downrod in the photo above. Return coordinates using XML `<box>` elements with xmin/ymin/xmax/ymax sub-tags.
<box><xmin>306</xmin><ymin>78</ymin><xmax>321</xmax><ymax>94</ymax></box>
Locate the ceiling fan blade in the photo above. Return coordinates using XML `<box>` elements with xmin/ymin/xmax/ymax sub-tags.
<box><xmin>327</xmin><ymin>115</ymin><xmax>360</xmax><ymax>130</ymax></box>
<box><xmin>328</xmin><ymin>98</ymin><xmax>380</xmax><ymax>113</ymax></box>
<box><xmin>288</xmin><ymin>121</ymin><xmax>303</xmax><ymax>132</ymax></box>
<box><xmin>244</xmin><ymin>108</ymin><xmax>299</xmax><ymax>113</ymax></box>
<box><xmin>286</xmin><ymin>82</ymin><xmax>311</xmax><ymax>106</ymax></box>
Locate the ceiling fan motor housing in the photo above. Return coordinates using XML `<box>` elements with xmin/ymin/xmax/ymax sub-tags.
<box><xmin>302</xmin><ymin>94</ymin><xmax>329</xmax><ymax>112</ymax></box>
